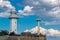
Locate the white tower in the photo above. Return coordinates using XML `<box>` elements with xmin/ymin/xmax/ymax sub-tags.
<box><xmin>9</xmin><ymin>9</ymin><xmax>18</xmax><ymax>34</ymax></box>
<box><xmin>36</xmin><ymin>16</ymin><xmax>40</xmax><ymax>35</ymax></box>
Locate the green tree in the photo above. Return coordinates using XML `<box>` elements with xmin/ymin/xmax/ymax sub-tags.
<box><xmin>0</xmin><ymin>30</ymin><xmax>9</xmax><ymax>36</ymax></box>
<box><xmin>9</xmin><ymin>32</ymin><xmax>16</xmax><ymax>36</ymax></box>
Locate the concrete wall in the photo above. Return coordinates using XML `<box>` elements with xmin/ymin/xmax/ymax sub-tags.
<box><xmin>0</xmin><ymin>36</ymin><xmax>46</xmax><ymax>40</ymax></box>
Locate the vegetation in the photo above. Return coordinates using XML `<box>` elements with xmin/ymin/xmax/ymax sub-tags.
<box><xmin>21</xmin><ymin>32</ymin><xmax>46</xmax><ymax>37</ymax></box>
<box><xmin>0</xmin><ymin>30</ymin><xmax>9</xmax><ymax>36</ymax></box>
<box><xmin>0</xmin><ymin>30</ymin><xmax>46</xmax><ymax>37</ymax></box>
<box><xmin>9</xmin><ymin>32</ymin><xmax>16</xmax><ymax>36</ymax></box>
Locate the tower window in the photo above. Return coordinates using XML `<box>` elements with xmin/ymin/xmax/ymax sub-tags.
<box><xmin>15</xmin><ymin>22</ymin><xmax>16</xmax><ymax>24</ymax></box>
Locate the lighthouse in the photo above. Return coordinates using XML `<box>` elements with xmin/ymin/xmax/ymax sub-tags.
<box><xmin>9</xmin><ymin>9</ymin><xmax>18</xmax><ymax>34</ymax></box>
<box><xmin>36</xmin><ymin>16</ymin><xmax>41</xmax><ymax>35</ymax></box>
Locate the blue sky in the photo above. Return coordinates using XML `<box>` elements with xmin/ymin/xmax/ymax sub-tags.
<box><xmin>0</xmin><ymin>0</ymin><xmax>60</xmax><ymax>35</ymax></box>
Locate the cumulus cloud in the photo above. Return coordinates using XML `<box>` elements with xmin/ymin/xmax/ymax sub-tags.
<box><xmin>24</xmin><ymin>29</ymin><xmax>30</xmax><ymax>32</ymax></box>
<box><xmin>24</xmin><ymin>0</ymin><xmax>60</xmax><ymax>7</ymax></box>
<box><xmin>0</xmin><ymin>0</ymin><xmax>15</xmax><ymax>17</ymax></box>
<box><xmin>47</xmin><ymin>29</ymin><xmax>60</xmax><ymax>36</ymax></box>
<box><xmin>18</xmin><ymin>5</ymin><xmax>34</xmax><ymax>16</ymax></box>
<box><xmin>0</xmin><ymin>0</ymin><xmax>14</xmax><ymax>9</ymax></box>
<box><xmin>48</xmin><ymin>7</ymin><xmax>60</xmax><ymax>20</ymax></box>
<box><xmin>24</xmin><ymin>26</ymin><xmax>47</xmax><ymax>35</ymax></box>
<box><xmin>40</xmin><ymin>0</ymin><xmax>59</xmax><ymax>6</ymax></box>
<box><xmin>30</xmin><ymin>26</ymin><xmax>47</xmax><ymax>35</ymax></box>
<box><xmin>24</xmin><ymin>6</ymin><xmax>33</xmax><ymax>12</ymax></box>
<box><xmin>24</xmin><ymin>26</ymin><xmax>60</xmax><ymax>36</ymax></box>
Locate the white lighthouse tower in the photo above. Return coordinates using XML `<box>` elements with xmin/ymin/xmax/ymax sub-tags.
<box><xmin>36</xmin><ymin>16</ymin><xmax>41</xmax><ymax>35</ymax></box>
<box><xmin>9</xmin><ymin>9</ymin><xmax>18</xmax><ymax>34</ymax></box>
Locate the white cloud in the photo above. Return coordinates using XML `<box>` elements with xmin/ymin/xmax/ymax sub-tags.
<box><xmin>24</xmin><ymin>6</ymin><xmax>33</xmax><ymax>12</ymax></box>
<box><xmin>44</xmin><ymin>21</ymin><xmax>60</xmax><ymax>25</ymax></box>
<box><xmin>47</xmin><ymin>29</ymin><xmax>60</xmax><ymax>36</ymax></box>
<box><xmin>0</xmin><ymin>12</ymin><xmax>10</xmax><ymax>17</ymax></box>
<box><xmin>48</xmin><ymin>7</ymin><xmax>60</xmax><ymax>20</ymax></box>
<box><xmin>24</xmin><ymin>0</ymin><xmax>60</xmax><ymax>7</ymax></box>
<box><xmin>30</xmin><ymin>26</ymin><xmax>47</xmax><ymax>35</ymax></box>
<box><xmin>24</xmin><ymin>29</ymin><xmax>30</xmax><ymax>32</ymax></box>
<box><xmin>32</xmin><ymin>1</ymin><xmax>40</xmax><ymax>6</ymax></box>
<box><xmin>0</xmin><ymin>0</ymin><xmax>15</xmax><ymax>17</ymax></box>
<box><xmin>41</xmin><ymin>0</ymin><xmax>59</xmax><ymax>6</ymax></box>
<box><xmin>0</xmin><ymin>0</ymin><xmax>14</xmax><ymax>9</ymax></box>
<box><xmin>18</xmin><ymin>5</ymin><xmax>34</xmax><ymax>16</ymax></box>
<box><xmin>24</xmin><ymin>26</ymin><xmax>60</xmax><ymax>36</ymax></box>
